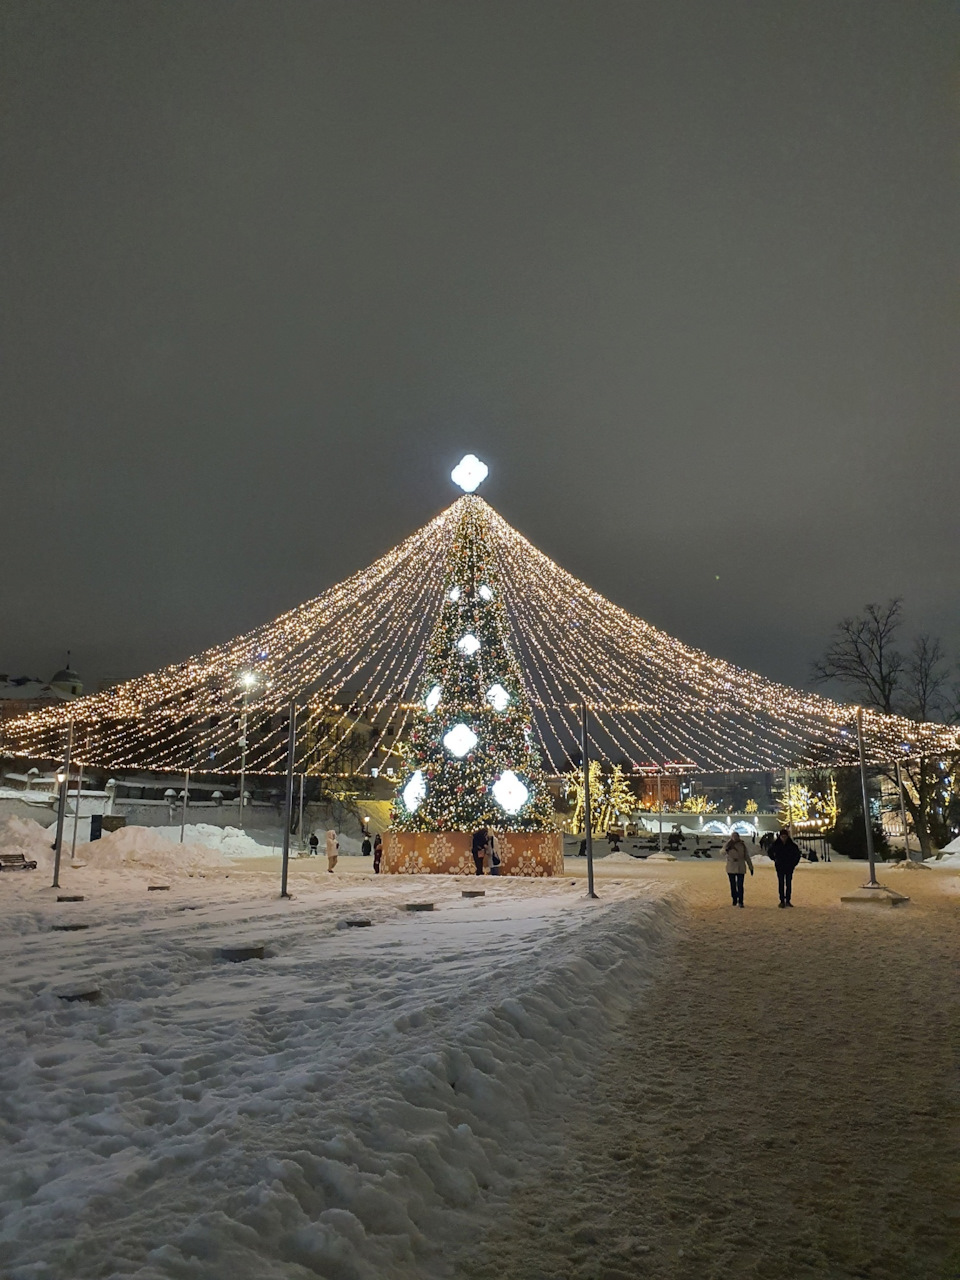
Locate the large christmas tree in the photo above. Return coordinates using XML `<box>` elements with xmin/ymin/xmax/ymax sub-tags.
<box><xmin>392</xmin><ymin>495</ymin><xmax>555</xmax><ymax>833</ymax></box>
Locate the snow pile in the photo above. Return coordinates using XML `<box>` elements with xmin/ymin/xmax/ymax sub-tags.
<box><xmin>927</xmin><ymin>851</ymin><xmax>960</xmax><ymax>868</ymax></box>
<box><xmin>885</xmin><ymin>858</ymin><xmax>930</xmax><ymax>872</ymax></box>
<box><xmin>0</xmin><ymin>877</ymin><xmax>676</xmax><ymax>1278</ymax></box>
<box><xmin>0</xmin><ymin>786</ymin><xmax>56</xmax><ymax>805</ymax></box>
<box><xmin>601</xmin><ymin>850</ymin><xmax>640</xmax><ymax>863</ymax></box>
<box><xmin>645</xmin><ymin>852</ymin><xmax>677</xmax><ymax>863</ymax></box>
<box><xmin>154</xmin><ymin>822</ymin><xmax>276</xmax><ymax>859</ymax></box>
<box><xmin>938</xmin><ymin>834</ymin><xmax>960</xmax><ymax>854</ymax></box>
<box><xmin>0</xmin><ymin>815</ymin><xmax>55</xmax><ymax>870</ymax></box>
<box><xmin>73</xmin><ymin>824</ymin><xmax>229</xmax><ymax>873</ymax></box>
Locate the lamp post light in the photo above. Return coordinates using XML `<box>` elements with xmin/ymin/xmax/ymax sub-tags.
<box><xmin>657</xmin><ymin>768</ymin><xmax>663</xmax><ymax>853</ymax></box>
<box><xmin>237</xmin><ymin>671</ymin><xmax>257</xmax><ymax>829</ymax></box>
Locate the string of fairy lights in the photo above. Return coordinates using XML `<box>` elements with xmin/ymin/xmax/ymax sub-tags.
<box><xmin>4</xmin><ymin>490</ymin><xmax>959</xmax><ymax>777</ymax></box>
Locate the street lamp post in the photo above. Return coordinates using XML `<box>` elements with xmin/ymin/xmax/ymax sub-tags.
<box><xmin>69</xmin><ymin>760</ymin><xmax>84</xmax><ymax>864</ymax></box>
<box><xmin>280</xmin><ymin>702</ymin><xmax>297</xmax><ymax>899</ymax></box>
<box><xmin>657</xmin><ymin>769</ymin><xmax>663</xmax><ymax>852</ymax></box>
<box><xmin>237</xmin><ymin>671</ymin><xmax>257</xmax><ymax>829</ymax></box>
<box><xmin>895</xmin><ymin>758</ymin><xmax>913</xmax><ymax>863</ymax></box>
<box><xmin>855</xmin><ymin>707</ymin><xmax>879</xmax><ymax>887</ymax></box>
<box><xmin>579</xmin><ymin>702</ymin><xmax>598</xmax><ymax>899</ymax></box>
<box><xmin>179</xmin><ymin>768</ymin><xmax>190</xmax><ymax>843</ymax></box>
<box><xmin>51</xmin><ymin>715</ymin><xmax>75</xmax><ymax>889</ymax></box>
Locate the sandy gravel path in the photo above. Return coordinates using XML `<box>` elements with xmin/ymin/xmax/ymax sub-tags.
<box><xmin>459</xmin><ymin>861</ymin><xmax>960</xmax><ymax>1280</ymax></box>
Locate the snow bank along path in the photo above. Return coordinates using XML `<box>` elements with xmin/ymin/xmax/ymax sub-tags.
<box><xmin>0</xmin><ymin>867</ymin><xmax>677</xmax><ymax>1279</ymax></box>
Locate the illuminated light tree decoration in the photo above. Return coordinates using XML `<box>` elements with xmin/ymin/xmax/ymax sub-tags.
<box><xmin>392</xmin><ymin>494</ymin><xmax>555</xmax><ymax>832</ymax></box>
<box><xmin>4</xmin><ymin>477</ymin><xmax>960</xmax><ymax>781</ymax></box>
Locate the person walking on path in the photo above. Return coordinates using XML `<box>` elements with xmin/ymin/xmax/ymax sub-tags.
<box><xmin>372</xmin><ymin>832</ymin><xmax>382</xmax><ymax>873</ymax></box>
<box><xmin>325</xmin><ymin>829</ymin><xmax>339</xmax><ymax>874</ymax></box>
<box><xmin>723</xmin><ymin>831</ymin><xmax>753</xmax><ymax>907</ymax></box>
<box><xmin>772</xmin><ymin>827</ymin><xmax>802</xmax><ymax>906</ymax></box>
<box><xmin>308</xmin><ymin>832</ymin><xmax>319</xmax><ymax>856</ymax></box>
<box><xmin>361</xmin><ymin>833</ymin><xmax>372</xmax><ymax>857</ymax></box>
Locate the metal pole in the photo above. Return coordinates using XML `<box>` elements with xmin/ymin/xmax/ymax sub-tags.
<box><xmin>895</xmin><ymin>758</ymin><xmax>912</xmax><ymax>863</ymax></box>
<box><xmin>657</xmin><ymin>770</ymin><xmax>663</xmax><ymax>852</ymax></box>
<box><xmin>298</xmin><ymin>772</ymin><xmax>305</xmax><ymax>850</ymax></box>
<box><xmin>280</xmin><ymin>702</ymin><xmax>297</xmax><ymax>899</ymax></box>
<box><xmin>784</xmin><ymin>766</ymin><xmax>791</xmax><ymax>834</ymax></box>
<box><xmin>238</xmin><ymin>692</ymin><xmax>248</xmax><ymax>829</ymax></box>
<box><xmin>69</xmin><ymin>760</ymin><xmax>84</xmax><ymax>864</ymax></box>
<box><xmin>579</xmin><ymin>702</ymin><xmax>598</xmax><ymax>898</ymax></box>
<box><xmin>855</xmin><ymin>707</ymin><xmax>879</xmax><ymax>886</ymax></box>
<box><xmin>51</xmin><ymin>715</ymin><xmax>75</xmax><ymax>889</ymax></box>
<box><xmin>179</xmin><ymin>767</ymin><xmax>190</xmax><ymax>843</ymax></box>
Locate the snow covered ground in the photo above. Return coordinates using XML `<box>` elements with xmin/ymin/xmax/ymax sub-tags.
<box><xmin>0</xmin><ymin>833</ymin><xmax>677</xmax><ymax>1279</ymax></box>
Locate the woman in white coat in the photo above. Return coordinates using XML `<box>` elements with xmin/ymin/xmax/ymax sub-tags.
<box><xmin>325</xmin><ymin>829</ymin><xmax>339</xmax><ymax>873</ymax></box>
<box><xmin>723</xmin><ymin>832</ymin><xmax>753</xmax><ymax>907</ymax></box>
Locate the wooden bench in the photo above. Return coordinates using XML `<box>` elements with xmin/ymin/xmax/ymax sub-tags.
<box><xmin>0</xmin><ymin>852</ymin><xmax>37</xmax><ymax>872</ymax></box>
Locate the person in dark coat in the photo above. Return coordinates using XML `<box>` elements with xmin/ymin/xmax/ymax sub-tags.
<box><xmin>772</xmin><ymin>828</ymin><xmax>802</xmax><ymax>907</ymax></box>
<box><xmin>471</xmin><ymin>827</ymin><xmax>488</xmax><ymax>876</ymax></box>
<box><xmin>361</xmin><ymin>834</ymin><xmax>372</xmax><ymax>857</ymax></box>
<box><xmin>372</xmin><ymin>832</ymin><xmax>382</xmax><ymax>873</ymax></box>
<box><xmin>308</xmin><ymin>832</ymin><xmax>319</xmax><ymax>856</ymax></box>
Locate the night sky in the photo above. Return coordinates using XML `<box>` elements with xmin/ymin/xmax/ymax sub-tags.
<box><xmin>3</xmin><ymin>1</ymin><xmax>957</xmax><ymax>699</ymax></box>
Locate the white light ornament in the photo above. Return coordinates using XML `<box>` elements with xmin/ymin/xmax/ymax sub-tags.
<box><xmin>478</xmin><ymin>585</ymin><xmax>493</xmax><ymax>601</ymax></box>
<box><xmin>486</xmin><ymin>683</ymin><xmax>510</xmax><ymax>712</ymax></box>
<box><xmin>448</xmin><ymin>586</ymin><xmax>461</xmax><ymax>602</ymax></box>
<box><xmin>451</xmin><ymin>454</ymin><xmax>488</xmax><ymax>493</ymax></box>
<box><xmin>443</xmin><ymin>723</ymin><xmax>478</xmax><ymax>757</ymax></box>
<box><xmin>402</xmin><ymin>769</ymin><xmax>427</xmax><ymax>813</ymax></box>
<box><xmin>457</xmin><ymin>633</ymin><xmax>481</xmax><ymax>657</ymax></box>
<box><xmin>424</xmin><ymin>684</ymin><xmax>442</xmax><ymax>713</ymax></box>
<box><xmin>492</xmin><ymin>770</ymin><xmax>529</xmax><ymax>815</ymax></box>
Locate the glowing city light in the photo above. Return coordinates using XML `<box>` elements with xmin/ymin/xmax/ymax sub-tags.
<box><xmin>486</xmin><ymin>683</ymin><xmax>510</xmax><ymax>712</ymax></box>
<box><xmin>443</xmin><ymin>724</ymin><xmax>478</xmax><ymax>757</ymax></box>
<box><xmin>451</xmin><ymin>454</ymin><xmax>488</xmax><ymax>493</ymax></box>
<box><xmin>492</xmin><ymin>770</ymin><xmax>529</xmax><ymax>815</ymax></box>
<box><xmin>402</xmin><ymin>769</ymin><xmax>426</xmax><ymax>812</ymax></box>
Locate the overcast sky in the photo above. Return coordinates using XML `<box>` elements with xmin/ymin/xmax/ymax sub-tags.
<box><xmin>2</xmin><ymin>1</ymin><xmax>957</xmax><ymax>699</ymax></box>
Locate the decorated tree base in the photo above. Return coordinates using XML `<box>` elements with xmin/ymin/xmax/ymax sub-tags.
<box><xmin>381</xmin><ymin>830</ymin><xmax>563</xmax><ymax>877</ymax></box>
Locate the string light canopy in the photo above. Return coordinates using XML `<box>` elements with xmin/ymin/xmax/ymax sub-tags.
<box><xmin>4</xmin><ymin>475</ymin><xmax>959</xmax><ymax>776</ymax></box>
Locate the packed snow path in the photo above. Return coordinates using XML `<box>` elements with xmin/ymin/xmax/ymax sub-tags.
<box><xmin>0</xmin><ymin>864</ymin><xmax>677</xmax><ymax>1279</ymax></box>
<box><xmin>463</xmin><ymin>861</ymin><xmax>960</xmax><ymax>1280</ymax></box>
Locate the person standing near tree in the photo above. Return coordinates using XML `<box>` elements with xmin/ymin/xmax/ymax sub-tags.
<box><xmin>723</xmin><ymin>831</ymin><xmax>753</xmax><ymax>907</ymax></box>
<box><xmin>325</xmin><ymin>829</ymin><xmax>339</xmax><ymax>874</ymax></box>
<box><xmin>471</xmin><ymin>827</ymin><xmax>488</xmax><ymax>876</ymax></box>
<box><xmin>772</xmin><ymin>827</ymin><xmax>802</xmax><ymax>907</ymax></box>
<box><xmin>372</xmin><ymin>832</ymin><xmax>383</xmax><ymax>873</ymax></box>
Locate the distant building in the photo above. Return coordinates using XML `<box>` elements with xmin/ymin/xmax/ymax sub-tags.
<box><xmin>0</xmin><ymin>665</ymin><xmax>83</xmax><ymax>721</ymax></box>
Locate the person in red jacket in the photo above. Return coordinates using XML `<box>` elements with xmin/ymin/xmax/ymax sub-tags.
<box><xmin>772</xmin><ymin>828</ymin><xmax>802</xmax><ymax>907</ymax></box>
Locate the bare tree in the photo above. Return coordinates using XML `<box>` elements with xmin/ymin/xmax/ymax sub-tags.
<box><xmin>813</xmin><ymin>601</ymin><xmax>958</xmax><ymax>856</ymax></box>
<box><xmin>812</xmin><ymin>599</ymin><xmax>904</xmax><ymax>714</ymax></box>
